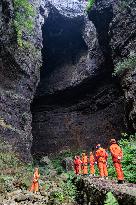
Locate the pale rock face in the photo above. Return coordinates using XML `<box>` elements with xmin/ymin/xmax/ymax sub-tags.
<box><xmin>48</xmin><ymin>0</ymin><xmax>87</xmax><ymax>17</ymax></box>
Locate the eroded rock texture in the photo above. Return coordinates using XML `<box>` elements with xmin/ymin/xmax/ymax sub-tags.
<box><xmin>0</xmin><ymin>0</ymin><xmax>135</xmax><ymax>159</ymax></box>
<box><xmin>0</xmin><ymin>0</ymin><xmax>44</xmax><ymax>161</ymax></box>
<box><xmin>31</xmin><ymin>0</ymin><xmax>127</xmax><ymax>156</ymax></box>
<box><xmin>109</xmin><ymin>0</ymin><xmax>136</xmax><ymax>132</ymax></box>
<box><xmin>76</xmin><ymin>177</ymin><xmax>136</xmax><ymax>205</ymax></box>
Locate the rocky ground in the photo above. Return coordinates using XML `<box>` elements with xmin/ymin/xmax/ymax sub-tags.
<box><xmin>0</xmin><ymin>182</ymin><xmax>76</xmax><ymax>205</ymax></box>
<box><xmin>1</xmin><ymin>176</ymin><xmax>136</xmax><ymax>205</ymax></box>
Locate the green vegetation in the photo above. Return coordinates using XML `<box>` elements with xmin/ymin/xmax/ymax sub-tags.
<box><xmin>86</xmin><ymin>0</ymin><xmax>95</xmax><ymax>11</ymax></box>
<box><xmin>104</xmin><ymin>192</ymin><xmax>119</xmax><ymax>205</ymax></box>
<box><xmin>119</xmin><ymin>133</ymin><xmax>136</xmax><ymax>182</ymax></box>
<box><xmin>13</xmin><ymin>0</ymin><xmax>36</xmax><ymax>47</ymax></box>
<box><xmin>113</xmin><ymin>52</ymin><xmax>136</xmax><ymax>76</ymax></box>
<box><xmin>0</xmin><ymin>141</ymin><xmax>77</xmax><ymax>204</ymax></box>
<box><xmin>52</xmin><ymin>135</ymin><xmax>136</xmax><ymax>183</ymax></box>
<box><xmin>0</xmin><ymin>151</ymin><xmax>34</xmax><ymax>193</ymax></box>
<box><xmin>0</xmin><ymin>133</ymin><xmax>135</xmax><ymax>203</ymax></box>
<box><xmin>50</xmin><ymin>172</ymin><xmax>77</xmax><ymax>204</ymax></box>
<box><xmin>108</xmin><ymin>133</ymin><xmax>136</xmax><ymax>183</ymax></box>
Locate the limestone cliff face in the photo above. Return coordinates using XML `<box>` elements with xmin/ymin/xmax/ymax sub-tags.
<box><xmin>109</xmin><ymin>0</ymin><xmax>136</xmax><ymax>132</ymax></box>
<box><xmin>0</xmin><ymin>0</ymin><xmax>135</xmax><ymax>159</ymax></box>
<box><xmin>31</xmin><ymin>0</ymin><xmax>126</xmax><ymax>156</ymax></box>
<box><xmin>0</xmin><ymin>0</ymin><xmax>44</xmax><ymax>161</ymax></box>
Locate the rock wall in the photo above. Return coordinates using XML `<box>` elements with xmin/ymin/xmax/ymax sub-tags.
<box><xmin>0</xmin><ymin>0</ymin><xmax>44</xmax><ymax>161</ymax></box>
<box><xmin>31</xmin><ymin>0</ymin><xmax>127</xmax><ymax>156</ymax></box>
<box><xmin>32</xmin><ymin>81</ymin><xmax>125</xmax><ymax>155</ymax></box>
<box><xmin>0</xmin><ymin>0</ymin><xmax>135</xmax><ymax>160</ymax></box>
<box><xmin>109</xmin><ymin>0</ymin><xmax>136</xmax><ymax>132</ymax></box>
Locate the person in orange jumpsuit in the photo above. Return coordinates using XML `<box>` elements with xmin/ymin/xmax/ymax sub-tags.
<box><xmin>81</xmin><ymin>152</ymin><xmax>88</xmax><ymax>175</ymax></box>
<box><xmin>89</xmin><ymin>151</ymin><xmax>95</xmax><ymax>176</ymax></box>
<box><xmin>74</xmin><ymin>156</ymin><xmax>82</xmax><ymax>175</ymax></box>
<box><xmin>95</xmin><ymin>144</ymin><xmax>108</xmax><ymax>179</ymax></box>
<box><xmin>109</xmin><ymin>139</ymin><xmax>124</xmax><ymax>184</ymax></box>
<box><xmin>30</xmin><ymin>167</ymin><xmax>40</xmax><ymax>193</ymax></box>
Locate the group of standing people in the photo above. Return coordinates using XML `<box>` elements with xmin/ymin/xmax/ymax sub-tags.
<box><xmin>74</xmin><ymin>139</ymin><xmax>124</xmax><ymax>184</ymax></box>
<box><xmin>29</xmin><ymin>138</ymin><xmax>124</xmax><ymax>194</ymax></box>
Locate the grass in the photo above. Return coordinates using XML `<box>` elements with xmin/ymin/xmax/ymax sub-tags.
<box><xmin>107</xmin><ymin>133</ymin><xmax>136</xmax><ymax>183</ymax></box>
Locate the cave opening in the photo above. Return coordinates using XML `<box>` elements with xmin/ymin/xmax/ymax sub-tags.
<box><xmin>31</xmin><ymin>6</ymin><xmax>90</xmax><ymax>158</ymax></box>
<box><xmin>30</xmin><ymin>3</ymin><xmax>126</xmax><ymax>159</ymax></box>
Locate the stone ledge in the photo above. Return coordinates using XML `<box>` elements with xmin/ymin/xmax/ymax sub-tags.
<box><xmin>76</xmin><ymin>177</ymin><xmax>136</xmax><ymax>205</ymax></box>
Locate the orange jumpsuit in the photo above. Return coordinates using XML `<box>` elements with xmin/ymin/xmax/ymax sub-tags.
<box><xmin>74</xmin><ymin>157</ymin><xmax>82</xmax><ymax>175</ymax></box>
<box><xmin>90</xmin><ymin>153</ymin><xmax>95</xmax><ymax>175</ymax></box>
<box><xmin>30</xmin><ymin>170</ymin><xmax>40</xmax><ymax>193</ymax></box>
<box><xmin>82</xmin><ymin>154</ymin><xmax>88</xmax><ymax>175</ymax></box>
<box><xmin>95</xmin><ymin>148</ymin><xmax>108</xmax><ymax>177</ymax></box>
<box><xmin>110</xmin><ymin>143</ymin><xmax>124</xmax><ymax>181</ymax></box>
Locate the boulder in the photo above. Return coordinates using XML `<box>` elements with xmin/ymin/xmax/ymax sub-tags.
<box><xmin>62</xmin><ymin>157</ymin><xmax>73</xmax><ymax>171</ymax></box>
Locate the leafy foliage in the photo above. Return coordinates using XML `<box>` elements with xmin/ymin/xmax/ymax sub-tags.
<box><xmin>60</xmin><ymin>172</ymin><xmax>77</xmax><ymax>201</ymax></box>
<box><xmin>0</xmin><ymin>140</ymin><xmax>77</xmax><ymax>203</ymax></box>
<box><xmin>113</xmin><ymin>52</ymin><xmax>136</xmax><ymax>76</ymax></box>
<box><xmin>13</xmin><ymin>0</ymin><xmax>36</xmax><ymax>47</ymax></box>
<box><xmin>104</xmin><ymin>192</ymin><xmax>119</xmax><ymax>205</ymax></box>
<box><xmin>86</xmin><ymin>0</ymin><xmax>95</xmax><ymax>11</ymax></box>
<box><xmin>0</xmin><ymin>141</ymin><xmax>34</xmax><ymax>193</ymax></box>
<box><xmin>108</xmin><ymin>133</ymin><xmax>136</xmax><ymax>183</ymax></box>
<box><xmin>50</xmin><ymin>172</ymin><xmax>77</xmax><ymax>203</ymax></box>
<box><xmin>119</xmin><ymin>133</ymin><xmax>136</xmax><ymax>182</ymax></box>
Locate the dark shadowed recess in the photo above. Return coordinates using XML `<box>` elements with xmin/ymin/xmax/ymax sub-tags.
<box><xmin>41</xmin><ymin>8</ymin><xmax>88</xmax><ymax>77</ymax></box>
<box><xmin>88</xmin><ymin>5</ymin><xmax>114</xmax><ymax>71</ymax></box>
<box><xmin>30</xmin><ymin>3</ymin><xmax>126</xmax><ymax>158</ymax></box>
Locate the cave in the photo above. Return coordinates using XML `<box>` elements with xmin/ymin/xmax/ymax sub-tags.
<box><xmin>30</xmin><ymin>1</ymin><xmax>126</xmax><ymax>158</ymax></box>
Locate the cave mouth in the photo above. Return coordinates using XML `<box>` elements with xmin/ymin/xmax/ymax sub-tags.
<box><xmin>30</xmin><ymin>6</ymin><xmax>89</xmax><ymax>158</ymax></box>
<box><xmin>30</xmin><ymin>3</ymin><xmax>126</xmax><ymax>158</ymax></box>
<box><xmin>41</xmin><ymin>8</ymin><xmax>88</xmax><ymax>77</ymax></box>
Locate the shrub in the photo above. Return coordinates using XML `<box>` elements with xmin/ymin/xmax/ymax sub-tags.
<box><xmin>104</xmin><ymin>192</ymin><xmax>119</xmax><ymax>205</ymax></box>
<box><xmin>119</xmin><ymin>134</ymin><xmax>136</xmax><ymax>182</ymax></box>
<box><xmin>60</xmin><ymin>172</ymin><xmax>77</xmax><ymax>202</ymax></box>
<box><xmin>113</xmin><ymin>52</ymin><xmax>136</xmax><ymax>76</ymax></box>
<box><xmin>0</xmin><ymin>140</ymin><xmax>35</xmax><ymax>192</ymax></box>
<box><xmin>108</xmin><ymin>133</ymin><xmax>136</xmax><ymax>183</ymax></box>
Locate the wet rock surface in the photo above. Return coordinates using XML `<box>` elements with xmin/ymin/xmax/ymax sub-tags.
<box><xmin>0</xmin><ymin>0</ymin><xmax>44</xmax><ymax>161</ymax></box>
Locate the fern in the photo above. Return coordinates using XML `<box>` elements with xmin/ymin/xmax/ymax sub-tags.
<box><xmin>104</xmin><ymin>192</ymin><xmax>119</xmax><ymax>205</ymax></box>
